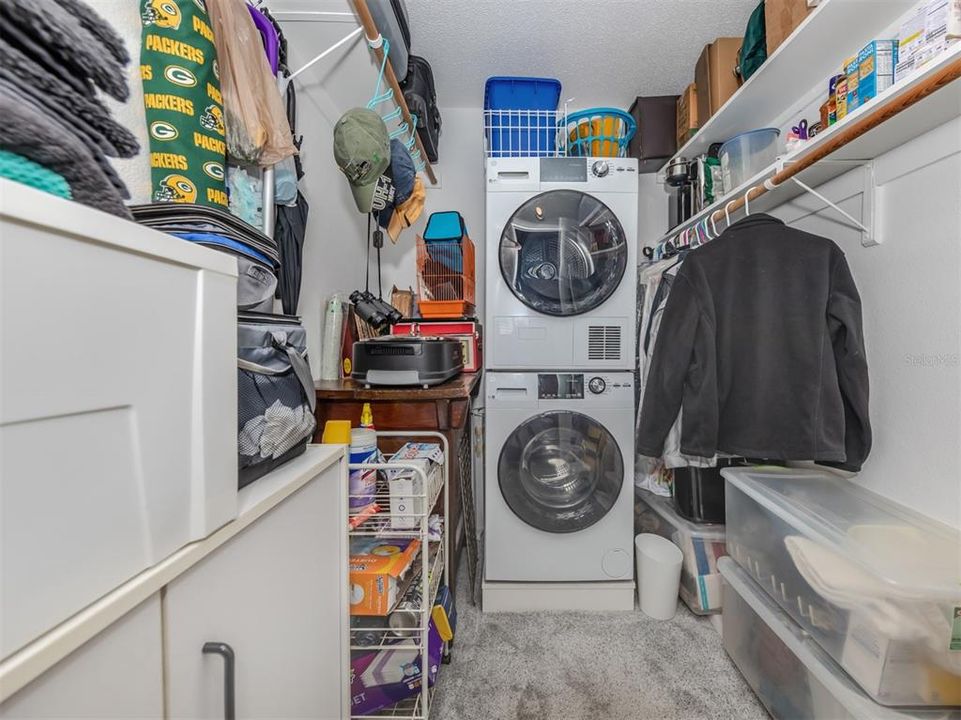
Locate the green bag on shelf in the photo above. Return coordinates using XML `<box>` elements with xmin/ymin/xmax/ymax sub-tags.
<box><xmin>739</xmin><ymin>1</ymin><xmax>768</xmax><ymax>82</ymax></box>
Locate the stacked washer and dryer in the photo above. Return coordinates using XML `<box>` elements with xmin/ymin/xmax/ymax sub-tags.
<box><xmin>483</xmin><ymin>156</ymin><xmax>639</xmax><ymax>611</ymax></box>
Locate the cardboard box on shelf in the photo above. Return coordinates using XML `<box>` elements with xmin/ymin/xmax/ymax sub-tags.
<box><xmin>858</xmin><ymin>39</ymin><xmax>898</xmax><ymax>104</ymax></box>
<box><xmin>387</xmin><ymin>443</ymin><xmax>444</xmax><ymax>530</ymax></box>
<box><xmin>348</xmin><ymin>536</ymin><xmax>422</xmax><ymax>616</ymax></box>
<box><xmin>845</xmin><ymin>56</ymin><xmax>861</xmax><ymax>116</ymax></box>
<box><xmin>765</xmin><ymin>0</ymin><xmax>814</xmax><ymax>54</ymax></box>
<box><xmin>676</xmin><ymin>83</ymin><xmax>699</xmax><ymax>147</ymax></box>
<box><xmin>694</xmin><ymin>37</ymin><xmax>743</xmax><ymax>123</ymax></box>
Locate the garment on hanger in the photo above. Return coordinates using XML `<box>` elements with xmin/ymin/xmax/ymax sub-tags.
<box><xmin>140</xmin><ymin>0</ymin><xmax>227</xmax><ymax>208</ymax></box>
<box><xmin>637</xmin><ymin>213</ymin><xmax>871</xmax><ymax>471</ymax></box>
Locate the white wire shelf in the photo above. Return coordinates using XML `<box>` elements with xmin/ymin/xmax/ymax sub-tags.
<box><xmin>347</xmin><ymin>460</ymin><xmax>445</xmax><ymax>537</ymax></box>
<box><xmin>484</xmin><ymin>109</ymin><xmax>568</xmax><ymax>158</ymax></box>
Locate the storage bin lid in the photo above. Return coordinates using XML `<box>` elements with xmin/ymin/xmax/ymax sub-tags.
<box><xmin>635</xmin><ymin>489</ymin><xmax>726</xmax><ymax>541</ymax></box>
<box><xmin>484</xmin><ymin>76</ymin><xmax>562</xmax><ymax>111</ymax></box>
<box><xmin>722</xmin><ymin>468</ymin><xmax>961</xmax><ymax>599</ymax></box>
<box><xmin>718</xmin><ymin>558</ymin><xmax>959</xmax><ymax>720</ymax></box>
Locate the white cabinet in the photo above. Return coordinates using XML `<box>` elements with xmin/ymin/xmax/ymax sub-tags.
<box><xmin>0</xmin><ymin>595</ymin><xmax>163</xmax><ymax>719</ymax></box>
<box><xmin>164</xmin><ymin>462</ymin><xmax>347</xmax><ymax>720</ymax></box>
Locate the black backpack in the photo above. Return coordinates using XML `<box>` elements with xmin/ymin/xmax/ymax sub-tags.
<box><xmin>401</xmin><ymin>55</ymin><xmax>441</xmax><ymax>163</ymax></box>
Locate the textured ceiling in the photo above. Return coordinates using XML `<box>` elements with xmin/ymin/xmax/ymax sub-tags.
<box><xmin>405</xmin><ymin>0</ymin><xmax>760</xmax><ymax>109</ymax></box>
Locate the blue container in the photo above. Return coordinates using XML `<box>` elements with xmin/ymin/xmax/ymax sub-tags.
<box><xmin>423</xmin><ymin>211</ymin><xmax>467</xmax><ymax>242</ymax></box>
<box><xmin>484</xmin><ymin>76</ymin><xmax>561</xmax><ymax>157</ymax></box>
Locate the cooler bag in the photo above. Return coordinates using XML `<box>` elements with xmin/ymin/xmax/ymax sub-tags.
<box><xmin>401</xmin><ymin>55</ymin><xmax>441</xmax><ymax>162</ymax></box>
<box><xmin>237</xmin><ymin>313</ymin><xmax>317</xmax><ymax>487</ymax></box>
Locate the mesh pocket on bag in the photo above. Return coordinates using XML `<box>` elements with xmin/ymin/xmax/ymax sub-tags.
<box><xmin>237</xmin><ymin>365</ymin><xmax>316</xmax><ymax>472</ymax></box>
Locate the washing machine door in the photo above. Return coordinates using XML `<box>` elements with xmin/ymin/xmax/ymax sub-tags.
<box><xmin>499</xmin><ymin>189</ymin><xmax>628</xmax><ymax>317</ymax></box>
<box><xmin>498</xmin><ymin>410</ymin><xmax>624</xmax><ymax>533</ymax></box>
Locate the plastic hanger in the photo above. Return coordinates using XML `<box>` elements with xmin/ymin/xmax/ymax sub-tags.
<box><xmin>743</xmin><ymin>188</ymin><xmax>751</xmax><ymax>216</ymax></box>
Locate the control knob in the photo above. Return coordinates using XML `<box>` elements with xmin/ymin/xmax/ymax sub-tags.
<box><xmin>591</xmin><ymin>160</ymin><xmax>610</xmax><ymax>177</ymax></box>
<box><xmin>588</xmin><ymin>376</ymin><xmax>607</xmax><ymax>394</ymax></box>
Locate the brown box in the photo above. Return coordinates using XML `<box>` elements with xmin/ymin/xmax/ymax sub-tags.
<box><xmin>676</xmin><ymin>83</ymin><xmax>698</xmax><ymax>148</ymax></box>
<box><xmin>765</xmin><ymin>0</ymin><xmax>813</xmax><ymax>55</ymax></box>
<box><xmin>695</xmin><ymin>37</ymin><xmax>744</xmax><ymax>124</ymax></box>
<box><xmin>628</xmin><ymin>95</ymin><xmax>678</xmax><ymax>173</ymax></box>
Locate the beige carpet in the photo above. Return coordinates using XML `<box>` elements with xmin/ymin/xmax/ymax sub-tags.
<box><xmin>431</xmin><ymin>570</ymin><xmax>768</xmax><ymax>720</ymax></box>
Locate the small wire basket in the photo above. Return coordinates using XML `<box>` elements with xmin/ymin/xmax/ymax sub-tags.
<box><xmin>484</xmin><ymin>109</ymin><xmax>568</xmax><ymax>158</ymax></box>
<box><xmin>416</xmin><ymin>236</ymin><xmax>476</xmax><ymax>318</ymax></box>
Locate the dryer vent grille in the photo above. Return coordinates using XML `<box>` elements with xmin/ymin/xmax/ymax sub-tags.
<box><xmin>587</xmin><ymin>326</ymin><xmax>622</xmax><ymax>361</ymax></box>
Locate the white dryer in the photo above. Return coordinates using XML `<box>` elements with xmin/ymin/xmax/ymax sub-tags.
<box><xmin>485</xmin><ymin>156</ymin><xmax>638</xmax><ymax>371</ymax></box>
<box><xmin>484</xmin><ymin>371</ymin><xmax>635</xmax><ymax>610</ymax></box>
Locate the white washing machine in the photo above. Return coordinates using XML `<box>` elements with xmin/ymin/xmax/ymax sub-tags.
<box><xmin>485</xmin><ymin>156</ymin><xmax>638</xmax><ymax>371</ymax></box>
<box><xmin>483</xmin><ymin>371</ymin><xmax>635</xmax><ymax>610</ymax></box>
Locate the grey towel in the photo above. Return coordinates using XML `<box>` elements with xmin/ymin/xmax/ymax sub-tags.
<box><xmin>0</xmin><ymin>40</ymin><xmax>139</xmax><ymax>159</ymax></box>
<box><xmin>0</xmin><ymin>86</ymin><xmax>132</xmax><ymax>218</ymax></box>
<box><xmin>0</xmin><ymin>79</ymin><xmax>130</xmax><ymax>198</ymax></box>
<box><xmin>53</xmin><ymin>0</ymin><xmax>130</xmax><ymax>66</ymax></box>
<box><xmin>0</xmin><ymin>0</ymin><xmax>128</xmax><ymax>101</ymax></box>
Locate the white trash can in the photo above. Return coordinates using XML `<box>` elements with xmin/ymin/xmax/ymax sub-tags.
<box><xmin>635</xmin><ymin>533</ymin><xmax>683</xmax><ymax>620</ymax></box>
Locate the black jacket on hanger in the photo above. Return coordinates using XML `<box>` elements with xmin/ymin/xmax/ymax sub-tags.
<box><xmin>636</xmin><ymin>214</ymin><xmax>871</xmax><ymax>471</ymax></box>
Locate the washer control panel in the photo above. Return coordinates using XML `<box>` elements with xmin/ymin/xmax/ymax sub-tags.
<box><xmin>537</xmin><ymin>373</ymin><xmax>583</xmax><ymax>400</ymax></box>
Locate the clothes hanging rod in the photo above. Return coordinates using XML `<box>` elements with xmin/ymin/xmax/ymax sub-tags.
<box><xmin>350</xmin><ymin>0</ymin><xmax>438</xmax><ymax>185</ymax></box>
<box><xmin>650</xmin><ymin>51</ymin><xmax>961</xmax><ymax>254</ymax></box>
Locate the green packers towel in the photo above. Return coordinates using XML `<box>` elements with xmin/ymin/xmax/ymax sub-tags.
<box><xmin>140</xmin><ymin>0</ymin><xmax>227</xmax><ymax>208</ymax></box>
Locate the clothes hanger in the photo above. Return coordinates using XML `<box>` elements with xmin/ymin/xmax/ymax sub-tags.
<box><xmin>724</xmin><ymin>199</ymin><xmax>737</xmax><ymax>228</ymax></box>
<box><xmin>743</xmin><ymin>188</ymin><xmax>751</xmax><ymax>217</ymax></box>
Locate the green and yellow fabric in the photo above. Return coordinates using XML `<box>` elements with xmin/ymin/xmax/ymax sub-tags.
<box><xmin>140</xmin><ymin>0</ymin><xmax>227</xmax><ymax>208</ymax></box>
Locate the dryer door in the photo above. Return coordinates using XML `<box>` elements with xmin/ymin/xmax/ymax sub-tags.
<box><xmin>499</xmin><ymin>190</ymin><xmax>628</xmax><ymax>317</ymax></box>
<box><xmin>498</xmin><ymin>410</ymin><xmax>624</xmax><ymax>533</ymax></box>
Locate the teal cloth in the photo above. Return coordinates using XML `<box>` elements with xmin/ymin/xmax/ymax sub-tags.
<box><xmin>0</xmin><ymin>150</ymin><xmax>72</xmax><ymax>199</ymax></box>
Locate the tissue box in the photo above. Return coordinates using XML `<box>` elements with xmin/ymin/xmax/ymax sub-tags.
<box><xmin>350</xmin><ymin>618</ymin><xmax>442</xmax><ymax>716</ymax></box>
<box><xmin>349</xmin><ymin>537</ymin><xmax>421</xmax><ymax>616</ymax></box>
<box><xmin>387</xmin><ymin>443</ymin><xmax>444</xmax><ymax>530</ymax></box>
<box><xmin>858</xmin><ymin>40</ymin><xmax>898</xmax><ymax>104</ymax></box>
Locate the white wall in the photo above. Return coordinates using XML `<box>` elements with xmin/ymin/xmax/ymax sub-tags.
<box><xmin>637</xmin><ymin>119</ymin><xmax>961</xmax><ymax>528</ymax></box>
<box><xmin>280</xmin><ymin>14</ymin><xmax>486</xmax><ymax>377</ymax></box>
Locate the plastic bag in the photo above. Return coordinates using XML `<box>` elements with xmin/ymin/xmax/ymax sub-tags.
<box><xmin>206</xmin><ymin>0</ymin><xmax>296</xmax><ymax>166</ymax></box>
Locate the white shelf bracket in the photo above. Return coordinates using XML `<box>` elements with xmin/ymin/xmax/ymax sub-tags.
<box><xmin>781</xmin><ymin>160</ymin><xmax>881</xmax><ymax>247</ymax></box>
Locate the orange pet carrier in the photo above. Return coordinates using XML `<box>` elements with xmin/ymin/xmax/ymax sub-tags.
<box><xmin>416</xmin><ymin>235</ymin><xmax>475</xmax><ymax>319</ymax></box>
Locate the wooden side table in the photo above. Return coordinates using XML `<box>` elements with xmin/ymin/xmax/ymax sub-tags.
<box><xmin>313</xmin><ymin>372</ymin><xmax>482</xmax><ymax>599</ymax></box>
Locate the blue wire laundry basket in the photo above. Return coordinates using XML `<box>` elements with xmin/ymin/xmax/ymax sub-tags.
<box><xmin>560</xmin><ymin>108</ymin><xmax>636</xmax><ymax>158</ymax></box>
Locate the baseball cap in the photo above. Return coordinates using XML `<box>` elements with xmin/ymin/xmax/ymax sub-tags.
<box><xmin>377</xmin><ymin>139</ymin><xmax>417</xmax><ymax>236</ymax></box>
<box><xmin>333</xmin><ymin>108</ymin><xmax>390</xmax><ymax>213</ymax></box>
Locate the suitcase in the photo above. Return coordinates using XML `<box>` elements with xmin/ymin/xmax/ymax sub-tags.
<box><xmin>401</xmin><ymin>55</ymin><xmax>441</xmax><ymax>163</ymax></box>
<box><xmin>368</xmin><ymin>0</ymin><xmax>411</xmax><ymax>82</ymax></box>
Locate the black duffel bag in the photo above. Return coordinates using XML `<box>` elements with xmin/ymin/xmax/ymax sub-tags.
<box><xmin>401</xmin><ymin>55</ymin><xmax>441</xmax><ymax>163</ymax></box>
<box><xmin>237</xmin><ymin>312</ymin><xmax>317</xmax><ymax>488</ymax></box>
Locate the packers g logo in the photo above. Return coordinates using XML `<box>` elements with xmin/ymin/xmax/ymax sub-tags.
<box><xmin>142</xmin><ymin>0</ymin><xmax>181</xmax><ymax>29</ymax></box>
<box><xmin>155</xmin><ymin>174</ymin><xmax>197</xmax><ymax>204</ymax></box>
<box><xmin>149</xmin><ymin>121</ymin><xmax>179</xmax><ymax>141</ymax></box>
<box><xmin>199</xmin><ymin>104</ymin><xmax>225</xmax><ymax>135</ymax></box>
<box><xmin>164</xmin><ymin>65</ymin><xmax>197</xmax><ymax>88</ymax></box>
<box><xmin>212</xmin><ymin>58</ymin><xmax>220</xmax><ymax>81</ymax></box>
<box><xmin>203</xmin><ymin>161</ymin><xmax>225</xmax><ymax>181</ymax></box>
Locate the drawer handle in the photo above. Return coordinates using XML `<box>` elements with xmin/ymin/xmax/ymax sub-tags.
<box><xmin>202</xmin><ymin>642</ymin><xmax>236</xmax><ymax>720</ymax></box>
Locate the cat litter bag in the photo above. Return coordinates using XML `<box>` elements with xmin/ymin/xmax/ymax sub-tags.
<box><xmin>237</xmin><ymin>313</ymin><xmax>317</xmax><ymax>488</ymax></box>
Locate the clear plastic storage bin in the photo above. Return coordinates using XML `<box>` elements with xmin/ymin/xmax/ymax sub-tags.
<box><xmin>635</xmin><ymin>489</ymin><xmax>727</xmax><ymax>614</ymax></box>
<box><xmin>723</xmin><ymin>467</ymin><xmax>961</xmax><ymax>707</ymax></box>
<box><xmin>719</xmin><ymin>128</ymin><xmax>779</xmax><ymax>193</ymax></box>
<box><xmin>719</xmin><ymin>558</ymin><xmax>960</xmax><ymax>720</ymax></box>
